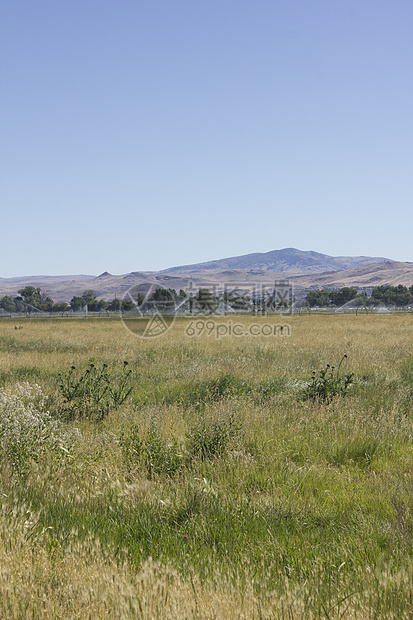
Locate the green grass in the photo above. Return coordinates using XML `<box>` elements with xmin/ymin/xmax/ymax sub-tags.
<box><xmin>1</xmin><ymin>314</ymin><xmax>413</xmax><ymax>617</ymax></box>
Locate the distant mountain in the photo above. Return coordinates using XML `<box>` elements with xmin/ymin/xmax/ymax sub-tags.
<box><xmin>292</xmin><ymin>260</ymin><xmax>413</xmax><ymax>290</ymax></box>
<box><xmin>0</xmin><ymin>274</ymin><xmax>94</xmax><ymax>285</ymax></box>
<box><xmin>162</xmin><ymin>248</ymin><xmax>390</xmax><ymax>275</ymax></box>
<box><xmin>2</xmin><ymin>251</ymin><xmax>412</xmax><ymax>302</ymax></box>
<box><xmin>0</xmin><ymin>275</ymin><xmax>95</xmax><ymax>302</ymax></box>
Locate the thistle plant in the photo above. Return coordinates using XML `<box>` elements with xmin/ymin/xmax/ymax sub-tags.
<box><xmin>58</xmin><ymin>361</ymin><xmax>133</xmax><ymax>421</ymax></box>
<box><xmin>303</xmin><ymin>354</ymin><xmax>354</xmax><ymax>402</ymax></box>
<box><xmin>108</xmin><ymin>361</ymin><xmax>133</xmax><ymax>406</ymax></box>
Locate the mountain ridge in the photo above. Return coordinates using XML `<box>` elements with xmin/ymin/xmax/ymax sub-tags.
<box><xmin>2</xmin><ymin>249</ymin><xmax>413</xmax><ymax>302</ymax></box>
<box><xmin>162</xmin><ymin>248</ymin><xmax>390</xmax><ymax>275</ymax></box>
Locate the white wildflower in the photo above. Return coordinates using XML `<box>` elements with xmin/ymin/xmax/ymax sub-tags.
<box><xmin>0</xmin><ymin>382</ymin><xmax>77</xmax><ymax>472</ymax></box>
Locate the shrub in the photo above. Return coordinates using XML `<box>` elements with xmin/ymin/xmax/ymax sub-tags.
<box><xmin>0</xmin><ymin>383</ymin><xmax>73</xmax><ymax>474</ymax></box>
<box><xmin>58</xmin><ymin>361</ymin><xmax>133</xmax><ymax>421</ymax></box>
<box><xmin>302</xmin><ymin>355</ymin><xmax>354</xmax><ymax>403</ymax></box>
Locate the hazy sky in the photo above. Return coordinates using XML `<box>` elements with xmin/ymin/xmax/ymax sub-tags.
<box><xmin>1</xmin><ymin>1</ymin><xmax>412</xmax><ymax>277</ymax></box>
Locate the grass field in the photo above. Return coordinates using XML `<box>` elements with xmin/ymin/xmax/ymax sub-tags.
<box><xmin>1</xmin><ymin>314</ymin><xmax>413</xmax><ymax>618</ymax></box>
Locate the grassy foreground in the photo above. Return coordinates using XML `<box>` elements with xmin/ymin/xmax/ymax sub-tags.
<box><xmin>1</xmin><ymin>314</ymin><xmax>413</xmax><ymax>618</ymax></box>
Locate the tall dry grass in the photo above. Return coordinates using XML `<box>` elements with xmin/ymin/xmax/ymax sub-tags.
<box><xmin>1</xmin><ymin>314</ymin><xmax>413</xmax><ymax>618</ymax></box>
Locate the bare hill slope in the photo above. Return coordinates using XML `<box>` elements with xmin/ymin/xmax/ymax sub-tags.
<box><xmin>162</xmin><ymin>248</ymin><xmax>389</xmax><ymax>274</ymax></box>
<box><xmin>1</xmin><ymin>262</ymin><xmax>413</xmax><ymax>302</ymax></box>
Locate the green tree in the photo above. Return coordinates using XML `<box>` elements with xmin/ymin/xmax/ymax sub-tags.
<box><xmin>17</xmin><ymin>286</ymin><xmax>55</xmax><ymax>311</ymax></box>
<box><xmin>306</xmin><ymin>289</ymin><xmax>330</xmax><ymax>307</ymax></box>
<box><xmin>106</xmin><ymin>298</ymin><xmax>135</xmax><ymax>311</ymax></box>
<box><xmin>70</xmin><ymin>290</ymin><xmax>105</xmax><ymax>311</ymax></box>
<box><xmin>329</xmin><ymin>287</ymin><xmax>358</xmax><ymax>307</ymax></box>
<box><xmin>80</xmin><ymin>290</ymin><xmax>99</xmax><ymax>310</ymax></box>
<box><xmin>195</xmin><ymin>289</ymin><xmax>218</xmax><ymax>313</ymax></box>
<box><xmin>70</xmin><ymin>296</ymin><xmax>84</xmax><ymax>311</ymax></box>
<box><xmin>107</xmin><ymin>298</ymin><xmax>122</xmax><ymax>311</ymax></box>
<box><xmin>52</xmin><ymin>302</ymin><xmax>69</xmax><ymax>313</ymax></box>
<box><xmin>149</xmin><ymin>288</ymin><xmax>177</xmax><ymax>302</ymax></box>
<box><xmin>371</xmin><ymin>285</ymin><xmax>413</xmax><ymax>307</ymax></box>
<box><xmin>17</xmin><ymin>286</ymin><xmax>43</xmax><ymax>308</ymax></box>
<box><xmin>39</xmin><ymin>296</ymin><xmax>54</xmax><ymax>312</ymax></box>
<box><xmin>0</xmin><ymin>295</ymin><xmax>17</xmax><ymax>312</ymax></box>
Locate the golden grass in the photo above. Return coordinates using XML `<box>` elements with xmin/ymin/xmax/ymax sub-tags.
<box><xmin>1</xmin><ymin>314</ymin><xmax>413</xmax><ymax>618</ymax></box>
<box><xmin>1</xmin><ymin>313</ymin><xmax>412</xmax><ymax>380</ymax></box>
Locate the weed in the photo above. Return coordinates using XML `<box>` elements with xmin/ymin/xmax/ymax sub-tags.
<box><xmin>187</xmin><ymin>413</ymin><xmax>240</xmax><ymax>460</ymax></box>
<box><xmin>3</xmin><ymin>315</ymin><xmax>413</xmax><ymax>617</ymax></box>
<box><xmin>302</xmin><ymin>355</ymin><xmax>354</xmax><ymax>402</ymax></box>
<box><xmin>123</xmin><ymin>412</ymin><xmax>240</xmax><ymax>473</ymax></box>
<box><xmin>109</xmin><ymin>361</ymin><xmax>134</xmax><ymax>406</ymax></box>
<box><xmin>58</xmin><ymin>361</ymin><xmax>133</xmax><ymax>421</ymax></box>
<box><xmin>0</xmin><ymin>383</ymin><xmax>73</xmax><ymax>474</ymax></box>
<box><xmin>144</xmin><ymin>425</ymin><xmax>182</xmax><ymax>478</ymax></box>
<box><xmin>121</xmin><ymin>422</ymin><xmax>182</xmax><ymax>478</ymax></box>
<box><xmin>121</xmin><ymin>423</ymin><xmax>143</xmax><ymax>468</ymax></box>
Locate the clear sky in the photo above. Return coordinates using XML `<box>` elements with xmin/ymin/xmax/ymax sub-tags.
<box><xmin>1</xmin><ymin>0</ymin><xmax>412</xmax><ymax>277</ymax></box>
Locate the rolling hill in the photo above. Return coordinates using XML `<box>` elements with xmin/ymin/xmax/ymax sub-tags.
<box><xmin>1</xmin><ymin>250</ymin><xmax>413</xmax><ymax>302</ymax></box>
<box><xmin>162</xmin><ymin>248</ymin><xmax>389</xmax><ymax>274</ymax></box>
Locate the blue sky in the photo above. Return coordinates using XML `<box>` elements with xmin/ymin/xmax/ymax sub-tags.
<box><xmin>1</xmin><ymin>0</ymin><xmax>412</xmax><ymax>277</ymax></box>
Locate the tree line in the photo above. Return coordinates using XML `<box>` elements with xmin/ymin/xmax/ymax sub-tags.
<box><xmin>305</xmin><ymin>285</ymin><xmax>413</xmax><ymax>308</ymax></box>
<box><xmin>0</xmin><ymin>286</ymin><xmax>276</xmax><ymax>314</ymax></box>
<box><xmin>0</xmin><ymin>287</ymin><xmax>129</xmax><ymax>314</ymax></box>
<box><xmin>1</xmin><ymin>284</ymin><xmax>413</xmax><ymax>314</ymax></box>
<box><xmin>0</xmin><ymin>286</ymin><xmax>221</xmax><ymax>314</ymax></box>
